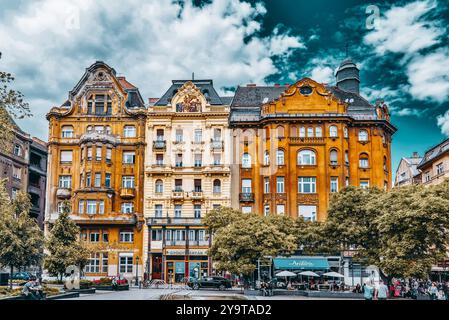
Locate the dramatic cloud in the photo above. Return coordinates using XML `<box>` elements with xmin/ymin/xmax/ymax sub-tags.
<box><xmin>363</xmin><ymin>0</ymin><xmax>443</xmax><ymax>56</ymax></box>
<box><xmin>0</xmin><ymin>0</ymin><xmax>305</xmax><ymax>139</ymax></box>
<box><xmin>406</xmin><ymin>48</ymin><xmax>449</xmax><ymax>103</ymax></box>
<box><xmin>437</xmin><ymin>111</ymin><xmax>449</xmax><ymax>137</ymax></box>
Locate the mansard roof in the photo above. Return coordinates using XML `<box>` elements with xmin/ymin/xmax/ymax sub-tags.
<box><xmin>229</xmin><ymin>82</ymin><xmax>383</xmax><ymax>123</ymax></box>
<box><xmin>154</xmin><ymin>79</ymin><xmax>227</xmax><ymax>106</ymax></box>
<box><xmin>418</xmin><ymin>138</ymin><xmax>449</xmax><ymax>169</ymax></box>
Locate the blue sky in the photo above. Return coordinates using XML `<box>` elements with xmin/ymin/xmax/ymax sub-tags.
<box><xmin>1</xmin><ymin>0</ymin><xmax>448</xmax><ymax>174</ymax></box>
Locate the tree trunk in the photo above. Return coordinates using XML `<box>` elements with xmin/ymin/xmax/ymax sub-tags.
<box><xmin>9</xmin><ymin>265</ymin><xmax>13</xmax><ymax>289</ymax></box>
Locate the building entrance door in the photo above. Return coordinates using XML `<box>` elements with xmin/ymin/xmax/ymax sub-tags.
<box><xmin>151</xmin><ymin>254</ymin><xmax>162</xmax><ymax>279</ymax></box>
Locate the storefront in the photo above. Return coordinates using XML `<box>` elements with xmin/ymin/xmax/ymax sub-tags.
<box><xmin>273</xmin><ymin>256</ymin><xmax>331</xmax><ymax>272</ymax></box>
<box><xmin>162</xmin><ymin>249</ymin><xmax>210</xmax><ymax>283</ymax></box>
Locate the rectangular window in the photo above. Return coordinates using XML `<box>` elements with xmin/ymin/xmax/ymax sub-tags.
<box><xmin>307</xmin><ymin>127</ymin><xmax>314</xmax><ymax>137</ymax></box>
<box><xmin>106</xmin><ymin>148</ymin><xmax>112</xmax><ymax>162</ymax></box>
<box><xmin>174</xmin><ymin>205</ymin><xmax>182</xmax><ymax>218</ymax></box>
<box><xmin>102</xmin><ymin>253</ymin><xmax>108</xmax><ymax>273</ymax></box>
<box><xmin>85</xmin><ymin>253</ymin><xmax>100</xmax><ymax>273</ymax></box>
<box><xmin>264</xmin><ymin>177</ymin><xmax>270</xmax><ymax>193</ymax></box>
<box><xmin>276</xmin><ymin>177</ymin><xmax>285</xmax><ymax>193</ymax></box>
<box><xmin>194</xmin><ymin>154</ymin><xmax>202</xmax><ymax>167</ymax></box>
<box><xmin>87</xmin><ymin>147</ymin><xmax>92</xmax><ymax>161</ymax></box>
<box><xmin>119</xmin><ymin>254</ymin><xmax>133</xmax><ymax>273</ymax></box>
<box><xmin>121</xmin><ymin>202</ymin><xmax>134</xmax><ymax>214</ymax></box>
<box><xmin>87</xmin><ymin>200</ymin><xmax>97</xmax><ymax>214</ymax></box>
<box><xmin>90</xmin><ymin>232</ymin><xmax>100</xmax><ymax>243</ymax></box>
<box><xmin>122</xmin><ymin>176</ymin><xmax>135</xmax><ymax>188</ymax></box>
<box><xmin>276</xmin><ymin>204</ymin><xmax>285</xmax><ymax>215</ymax></box>
<box><xmin>194</xmin><ymin>129</ymin><xmax>202</xmax><ymax>143</ymax></box>
<box><xmin>12</xmin><ymin>166</ymin><xmax>21</xmax><ymax>180</ymax></box>
<box><xmin>86</xmin><ymin>173</ymin><xmax>91</xmax><ymax>187</ymax></box>
<box><xmin>60</xmin><ymin>150</ymin><xmax>73</xmax><ymax>163</ymax></box>
<box><xmin>155</xmin><ymin>204</ymin><xmax>163</xmax><ymax>217</ymax></box>
<box><xmin>194</xmin><ymin>205</ymin><xmax>201</xmax><ymax>219</ymax></box>
<box><xmin>360</xmin><ymin>180</ymin><xmax>370</xmax><ymax>189</ymax></box>
<box><xmin>102</xmin><ymin>232</ymin><xmax>109</xmax><ymax>243</ymax></box>
<box><xmin>241</xmin><ymin>206</ymin><xmax>252</xmax><ymax>214</ymax></box>
<box><xmin>151</xmin><ymin>229</ymin><xmax>163</xmax><ymax>241</ymax></box>
<box><xmin>94</xmin><ymin>173</ymin><xmax>101</xmax><ymax>188</ymax></box>
<box><xmin>175</xmin><ymin>129</ymin><xmax>183</xmax><ymax>142</ymax></box>
<box><xmin>213</xmin><ymin>154</ymin><xmax>221</xmax><ymax>165</ymax></box>
<box><xmin>105</xmin><ymin>173</ymin><xmax>111</xmax><ymax>188</ymax></box>
<box><xmin>437</xmin><ymin>163</ymin><xmax>444</xmax><ymax>175</ymax></box>
<box><xmin>330</xmin><ymin>177</ymin><xmax>338</xmax><ymax>193</ymax></box>
<box><xmin>175</xmin><ymin>154</ymin><xmax>183</xmax><ymax>167</ymax></box>
<box><xmin>119</xmin><ymin>232</ymin><xmax>134</xmax><ymax>243</ymax></box>
<box><xmin>123</xmin><ymin>151</ymin><xmax>135</xmax><ymax>164</ymax></box>
<box><xmin>98</xmin><ymin>200</ymin><xmax>105</xmax><ymax>214</ymax></box>
<box><xmin>299</xmin><ymin>127</ymin><xmax>305</xmax><ymax>138</ymax></box>
<box><xmin>78</xmin><ymin>200</ymin><xmax>85</xmax><ymax>214</ymax></box>
<box><xmin>298</xmin><ymin>205</ymin><xmax>317</xmax><ymax>221</ymax></box>
<box><xmin>124</xmin><ymin>126</ymin><xmax>136</xmax><ymax>138</ymax></box>
<box><xmin>58</xmin><ymin>175</ymin><xmax>72</xmax><ymax>188</ymax></box>
<box><xmin>242</xmin><ymin>179</ymin><xmax>252</xmax><ymax>193</ymax></box>
<box><xmin>96</xmin><ymin>147</ymin><xmax>102</xmax><ymax>161</ymax></box>
<box><xmin>298</xmin><ymin>177</ymin><xmax>316</xmax><ymax>193</ymax></box>
<box><xmin>156</xmin><ymin>154</ymin><xmax>164</xmax><ymax>166</ymax></box>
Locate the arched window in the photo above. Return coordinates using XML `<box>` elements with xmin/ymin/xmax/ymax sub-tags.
<box><xmin>358</xmin><ymin>129</ymin><xmax>368</xmax><ymax>142</ymax></box>
<box><xmin>61</xmin><ymin>125</ymin><xmax>74</xmax><ymax>138</ymax></box>
<box><xmin>242</xmin><ymin>153</ymin><xmax>251</xmax><ymax>168</ymax></box>
<box><xmin>95</xmin><ymin>95</ymin><xmax>105</xmax><ymax>115</ymax></box>
<box><xmin>299</xmin><ymin>127</ymin><xmax>306</xmax><ymax>138</ymax></box>
<box><xmin>86</xmin><ymin>125</ymin><xmax>92</xmax><ymax>133</ymax></box>
<box><xmin>329</xmin><ymin>125</ymin><xmax>338</xmax><ymax>138</ymax></box>
<box><xmin>344</xmin><ymin>127</ymin><xmax>349</xmax><ymax>138</ymax></box>
<box><xmin>345</xmin><ymin>150</ymin><xmax>349</xmax><ymax>165</ymax></box>
<box><xmin>276</xmin><ymin>149</ymin><xmax>285</xmax><ymax>165</ymax></box>
<box><xmin>264</xmin><ymin>151</ymin><xmax>270</xmax><ymax>166</ymax></box>
<box><xmin>383</xmin><ymin>156</ymin><xmax>388</xmax><ymax>171</ymax></box>
<box><xmin>276</xmin><ymin>126</ymin><xmax>285</xmax><ymax>138</ymax></box>
<box><xmin>213</xmin><ymin>179</ymin><xmax>221</xmax><ymax>193</ymax></box>
<box><xmin>213</xmin><ymin>128</ymin><xmax>222</xmax><ymax>141</ymax></box>
<box><xmin>315</xmin><ymin>127</ymin><xmax>323</xmax><ymax>137</ymax></box>
<box><xmin>155</xmin><ymin>179</ymin><xmax>163</xmax><ymax>193</ymax></box>
<box><xmin>307</xmin><ymin>127</ymin><xmax>314</xmax><ymax>137</ymax></box>
<box><xmin>298</xmin><ymin>150</ymin><xmax>316</xmax><ymax>165</ymax></box>
<box><xmin>359</xmin><ymin>153</ymin><xmax>369</xmax><ymax>168</ymax></box>
<box><xmin>330</xmin><ymin>149</ymin><xmax>338</xmax><ymax>165</ymax></box>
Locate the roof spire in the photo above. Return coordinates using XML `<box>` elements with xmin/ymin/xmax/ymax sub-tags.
<box><xmin>192</xmin><ymin>72</ymin><xmax>194</xmax><ymax>81</ymax></box>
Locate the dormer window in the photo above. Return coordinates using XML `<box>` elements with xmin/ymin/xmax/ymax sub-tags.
<box><xmin>13</xmin><ymin>144</ymin><xmax>22</xmax><ymax>157</ymax></box>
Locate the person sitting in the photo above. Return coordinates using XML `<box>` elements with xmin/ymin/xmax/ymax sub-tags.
<box><xmin>22</xmin><ymin>276</ymin><xmax>44</xmax><ymax>300</ymax></box>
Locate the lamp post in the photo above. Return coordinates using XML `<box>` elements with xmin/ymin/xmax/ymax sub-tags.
<box><xmin>135</xmin><ymin>256</ymin><xmax>140</xmax><ymax>286</ymax></box>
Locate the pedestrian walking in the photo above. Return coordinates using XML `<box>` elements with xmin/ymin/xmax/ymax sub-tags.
<box><xmin>376</xmin><ymin>280</ymin><xmax>389</xmax><ymax>300</ymax></box>
<box><xmin>429</xmin><ymin>282</ymin><xmax>438</xmax><ymax>300</ymax></box>
<box><xmin>363</xmin><ymin>280</ymin><xmax>374</xmax><ymax>300</ymax></box>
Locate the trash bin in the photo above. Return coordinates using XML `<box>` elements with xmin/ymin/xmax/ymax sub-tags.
<box><xmin>0</xmin><ymin>273</ymin><xmax>9</xmax><ymax>286</ymax></box>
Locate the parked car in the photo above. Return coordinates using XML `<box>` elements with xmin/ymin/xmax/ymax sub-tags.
<box><xmin>12</xmin><ymin>272</ymin><xmax>33</xmax><ymax>280</ymax></box>
<box><xmin>187</xmin><ymin>276</ymin><xmax>232</xmax><ymax>290</ymax></box>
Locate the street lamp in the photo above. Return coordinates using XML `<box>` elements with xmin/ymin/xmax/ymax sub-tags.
<box><xmin>135</xmin><ymin>256</ymin><xmax>140</xmax><ymax>286</ymax></box>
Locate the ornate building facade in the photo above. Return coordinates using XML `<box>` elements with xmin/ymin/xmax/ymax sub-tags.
<box><xmin>229</xmin><ymin>59</ymin><xmax>396</xmax><ymax>221</ymax></box>
<box><xmin>143</xmin><ymin>80</ymin><xmax>232</xmax><ymax>282</ymax></box>
<box><xmin>45</xmin><ymin>61</ymin><xmax>146</xmax><ymax>279</ymax></box>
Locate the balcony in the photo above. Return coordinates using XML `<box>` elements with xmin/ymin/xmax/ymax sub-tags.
<box><xmin>172</xmin><ymin>191</ymin><xmax>185</xmax><ymax>199</ymax></box>
<box><xmin>191</xmin><ymin>191</ymin><xmax>204</xmax><ymax>200</ymax></box>
<box><xmin>153</xmin><ymin>140</ymin><xmax>166</xmax><ymax>150</ymax></box>
<box><xmin>56</xmin><ymin>188</ymin><xmax>72</xmax><ymax>199</ymax></box>
<box><xmin>239</xmin><ymin>193</ymin><xmax>255</xmax><ymax>202</ymax></box>
<box><xmin>120</xmin><ymin>188</ymin><xmax>136</xmax><ymax>199</ymax></box>
<box><xmin>189</xmin><ymin>240</ymin><xmax>209</xmax><ymax>246</ymax></box>
<box><xmin>79</xmin><ymin>131</ymin><xmax>119</xmax><ymax>145</ymax></box>
<box><xmin>211</xmin><ymin>140</ymin><xmax>223</xmax><ymax>150</ymax></box>
<box><xmin>165</xmin><ymin>240</ymin><xmax>186</xmax><ymax>246</ymax></box>
<box><xmin>147</xmin><ymin>217</ymin><xmax>203</xmax><ymax>226</ymax></box>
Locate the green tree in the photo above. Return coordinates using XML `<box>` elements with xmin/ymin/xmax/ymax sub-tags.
<box><xmin>321</xmin><ymin>186</ymin><xmax>384</xmax><ymax>263</ymax></box>
<box><xmin>204</xmin><ymin>207</ymin><xmax>297</xmax><ymax>276</ymax></box>
<box><xmin>0</xmin><ymin>52</ymin><xmax>31</xmax><ymax>152</ymax></box>
<box><xmin>374</xmin><ymin>181</ymin><xmax>449</xmax><ymax>279</ymax></box>
<box><xmin>0</xmin><ymin>180</ymin><xmax>44</xmax><ymax>288</ymax></box>
<box><xmin>44</xmin><ymin>201</ymin><xmax>91</xmax><ymax>281</ymax></box>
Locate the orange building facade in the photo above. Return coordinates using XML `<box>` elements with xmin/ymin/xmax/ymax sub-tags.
<box><xmin>45</xmin><ymin>62</ymin><xmax>146</xmax><ymax>279</ymax></box>
<box><xmin>230</xmin><ymin>60</ymin><xmax>396</xmax><ymax>221</ymax></box>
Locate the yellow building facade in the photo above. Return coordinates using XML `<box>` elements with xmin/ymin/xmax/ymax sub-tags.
<box><xmin>45</xmin><ymin>61</ymin><xmax>146</xmax><ymax>280</ymax></box>
<box><xmin>143</xmin><ymin>80</ymin><xmax>232</xmax><ymax>282</ymax></box>
<box><xmin>229</xmin><ymin>60</ymin><xmax>396</xmax><ymax>221</ymax></box>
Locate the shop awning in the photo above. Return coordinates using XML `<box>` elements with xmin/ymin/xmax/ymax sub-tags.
<box><xmin>273</xmin><ymin>257</ymin><xmax>330</xmax><ymax>270</ymax></box>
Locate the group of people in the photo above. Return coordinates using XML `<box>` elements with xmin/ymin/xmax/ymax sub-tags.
<box><xmin>361</xmin><ymin>278</ymin><xmax>449</xmax><ymax>300</ymax></box>
<box><xmin>21</xmin><ymin>276</ymin><xmax>45</xmax><ymax>300</ymax></box>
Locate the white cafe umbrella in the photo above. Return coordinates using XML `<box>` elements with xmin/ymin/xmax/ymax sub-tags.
<box><xmin>275</xmin><ymin>271</ymin><xmax>297</xmax><ymax>277</ymax></box>
<box><xmin>298</xmin><ymin>271</ymin><xmax>319</xmax><ymax>277</ymax></box>
<box><xmin>323</xmin><ymin>271</ymin><xmax>345</xmax><ymax>278</ymax></box>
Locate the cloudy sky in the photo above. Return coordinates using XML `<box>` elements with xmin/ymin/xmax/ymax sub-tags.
<box><xmin>1</xmin><ymin>0</ymin><xmax>449</xmax><ymax>173</ymax></box>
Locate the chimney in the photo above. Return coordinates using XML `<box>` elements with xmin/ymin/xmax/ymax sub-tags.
<box><xmin>412</xmin><ymin>152</ymin><xmax>419</xmax><ymax>158</ymax></box>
